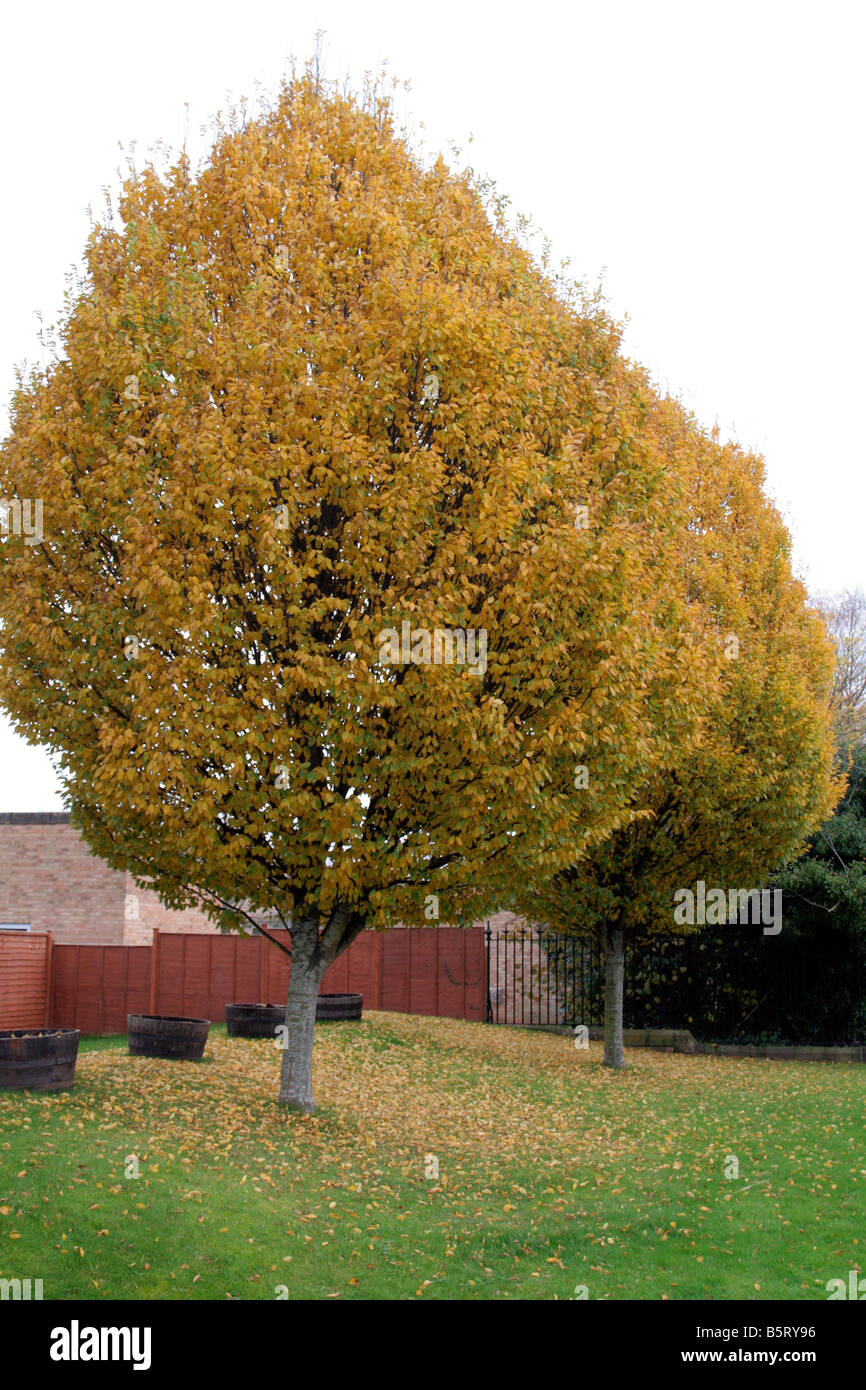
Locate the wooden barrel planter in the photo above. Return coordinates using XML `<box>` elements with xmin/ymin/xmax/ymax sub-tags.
<box><xmin>316</xmin><ymin>993</ymin><xmax>363</xmax><ymax>1021</ymax></box>
<box><xmin>226</xmin><ymin>1003</ymin><xmax>285</xmax><ymax>1038</ymax></box>
<box><xmin>127</xmin><ymin>1015</ymin><xmax>210</xmax><ymax>1060</ymax></box>
<box><xmin>0</xmin><ymin>1028</ymin><xmax>80</xmax><ymax>1092</ymax></box>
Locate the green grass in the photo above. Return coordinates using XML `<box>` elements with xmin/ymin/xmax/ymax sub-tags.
<box><xmin>1</xmin><ymin>1013</ymin><xmax>863</xmax><ymax>1300</ymax></box>
<box><xmin>76</xmin><ymin>1024</ymin><xmax>229</xmax><ymax>1055</ymax></box>
<box><xmin>77</xmin><ymin>1034</ymin><xmax>130</xmax><ymax>1054</ymax></box>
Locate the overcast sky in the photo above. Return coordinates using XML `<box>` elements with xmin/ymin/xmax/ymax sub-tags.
<box><xmin>1</xmin><ymin>0</ymin><xmax>863</xmax><ymax>810</ymax></box>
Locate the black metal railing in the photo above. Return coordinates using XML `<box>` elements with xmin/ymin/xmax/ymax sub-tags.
<box><xmin>485</xmin><ymin>927</ymin><xmax>602</xmax><ymax>1028</ymax></box>
<box><xmin>485</xmin><ymin>924</ymin><xmax>866</xmax><ymax>1045</ymax></box>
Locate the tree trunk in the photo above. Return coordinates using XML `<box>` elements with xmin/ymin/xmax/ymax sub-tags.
<box><xmin>601</xmin><ymin>917</ymin><xmax>626</xmax><ymax>1069</ymax></box>
<box><xmin>278</xmin><ymin>916</ymin><xmax>326</xmax><ymax>1112</ymax></box>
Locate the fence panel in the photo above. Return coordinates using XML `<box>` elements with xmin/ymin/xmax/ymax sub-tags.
<box><xmin>40</xmin><ymin>926</ymin><xmax>486</xmax><ymax>1035</ymax></box>
<box><xmin>263</xmin><ymin>941</ymin><xmax>292</xmax><ymax>1009</ymax></box>
<box><xmin>0</xmin><ymin>932</ymin><xmax>52</xmax><ymax>1029</ymax></box>
<box><xmin>338</xmin><ymin>931</ymin><xmax>380</xmax><ymax>1006</ymax></box>
<box><xmin>51</xmin><ymin>944</ymin><xmax>151</xmax><ymax>1033</ymax></box>
<box><xmin>409</xmin><ymin>929</ymin><xmax>439</xmax><ymax>1017</ymax></box>
<box><xmin>380</xmin><ymin>930</ymin><xmax>410</xmax><ymax>1014</ymax></box>
<box><xmin>487</xmin><ymin>927</ymin><xmax>576</xmax><ymax>1027</ymax></box>
<box><xmin>438</xmin><ymin>927</ymin><xmax>487</xmax><ymax>1021</ymax></box>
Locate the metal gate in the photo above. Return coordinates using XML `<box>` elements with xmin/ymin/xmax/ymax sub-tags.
<box><xmin>484</xmin><ymin>925</ymin><xmax>604</xmax><ymax>1028</ymax></box>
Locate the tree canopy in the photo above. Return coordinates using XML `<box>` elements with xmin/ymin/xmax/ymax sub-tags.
<box><xmin>510</xmin><ymin>402</ymin><xmax>841</xmax><ymax>1065</ymax></box>
<box><xmin>0</xmin><ymin>72</ymin><xmax>718</xmax><ymax>1107</ymax></box>
<box><xmin>813</xmin><ymin>590</ymin><xmax>866</xmax><ymax>751</ymax></box>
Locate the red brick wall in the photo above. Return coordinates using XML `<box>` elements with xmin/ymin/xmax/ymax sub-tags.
<box><xmin>0</xmin><ymin>815</ymin><xmax>219</xmax><ymax>946</ymax></box>
<box><xmin>0</xmin><ymin>815</ymin><xmax>126</xmax><ymax>945</ymax></box>
<box><xmin>0</xmin><ymin>819</ymin><xmax>529</xmax><ymax>982</ymax></box>
<box><xmin>121</xmin><ymin>876</ymin><xmax>219</xmax><ymax>944</ymax></box>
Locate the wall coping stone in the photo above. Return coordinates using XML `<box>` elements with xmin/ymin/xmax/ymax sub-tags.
<box><xmin>0</xmin><ymin>813</ymin><xmax>72</xmax><ymax>825</ymax></box>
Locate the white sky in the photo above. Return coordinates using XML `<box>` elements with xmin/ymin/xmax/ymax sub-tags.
<box><xmin>1</xmin><ymin>0</ymin><xmax>863</xmax><ymax>810</ymax></box>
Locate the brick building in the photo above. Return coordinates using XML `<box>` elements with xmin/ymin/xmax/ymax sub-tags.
<box><xmin>0</xmin><ymin>812</ymin><xmax>221</xmax><ymax>945</ymax></box>
<box><xmin>0</xmin><ymin>817</ymin><xmax>542</xmax><ymax>1011</ymax></box>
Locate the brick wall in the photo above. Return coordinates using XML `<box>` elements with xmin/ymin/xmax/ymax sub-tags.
<box><xmin>0</xmin><ymin>816</ymin><xmax>528</xmax><ymax>960</ymax></box>
<box><xmin>485</xmin><ymin>910</ymin><xmax>562</xmax><ymax>1024</ymax></box>
<box><xmin>121</xmin><ymin>877</ymin><xmax>220</xmax><ymax>944</ymax></box>
<box><xmin>0</xmin><ymin>814</ymin><xmax>218</xmax><ymax>946</ymax></box>
<box><xmin>0</xmin><ymin>814</ymin><xmax>126</xmax><ymax>945</ymax></box>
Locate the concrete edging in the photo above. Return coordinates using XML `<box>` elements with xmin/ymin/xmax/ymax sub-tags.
<box><xmin>517</xmin><ymin>1023</ymin><xmax>865</xmax><ymax>1063</ymax></box>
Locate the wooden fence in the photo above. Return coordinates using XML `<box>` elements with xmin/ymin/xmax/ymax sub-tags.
<box><xmin>1</xmin><ymin>927</ymin><xmax>487</xmax><ymax>1035</ymax></box>
<box><xmin>0</xmin><ymin>932</ymin><xmax>52</xmax><ymax>1029</ymax></box>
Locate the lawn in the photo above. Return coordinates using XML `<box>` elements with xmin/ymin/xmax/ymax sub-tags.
<box><xmin>0</xmin><ymin>1013</ymin><xmax>863</xmax><ymax>1300</ymax></box>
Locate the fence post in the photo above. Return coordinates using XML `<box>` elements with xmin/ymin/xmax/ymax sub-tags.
<box><xmin>44</xmin><ymin>931</ymin><xmax>54</xmax><ymax>1027</ymax></box>
<box><xmin>149</xmin><ymin>928</ymin><xmax>159</xmax><ymax>1013</ymax></box>
<box><xmin>485</xmin><ymin>925</ymin><xmax>492</xmax><ymax>1022</ymax></box>
<box><xmin>375</xmin><ymin>930</ymin><xmax>383</xmax><ymax>1011</ymax></box>
<box><xmin>259</xmin><ymin>933</ymin><xmax>268</xmax><ymax>1004</ymax></box>
<box><xmin>98</xmin><ymin>944</ymin><xmax>104</xmax><ymax>1036</ymax></box>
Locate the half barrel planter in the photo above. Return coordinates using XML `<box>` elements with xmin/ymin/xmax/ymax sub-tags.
<box><xmin>316</xmin><ymin>993</ymin><xmax>363</xmax><ymax>1021</ymax></box>
<box><xmin>226</xmin><ymin>1003</ymin><xmax>285</xmax><ymax>1038</ymax></box>
<box><xmin>0</xmin><ymin>1028</ymin><xmax>80</xmax><ymax>1092</ymax></box>
<box><xmin>127</xmin><ymin>1014</ymin><xmax>210</xmax><ymax>1060</ymax></box>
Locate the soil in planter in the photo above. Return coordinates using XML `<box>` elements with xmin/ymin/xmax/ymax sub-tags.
<box><xmin>2</xmin><ymin>1029</ymin><xmax>67</xmax><ymax>1039</ymax></box>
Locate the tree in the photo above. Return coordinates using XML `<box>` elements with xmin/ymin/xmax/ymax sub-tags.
<box><xmin>770</xmin><ymin>745</ymin><xmax>866</xmax><ymax>985</ymax></box>
<box><xmin>0</xmin><ymin>72</ymin><xmax>706</xmax><ymax>1109</ymax></box>
<box><xmin>813</xmin><ymin>590</ymin><xmax>866</xmax><ymax>750</ymax></box>
<box><xmin>511</xmin><ymin>403</ymin><xmax>842</xmax><ymax>1066</ymax></box>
